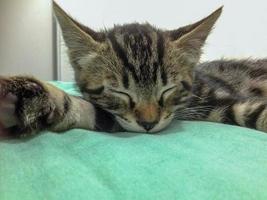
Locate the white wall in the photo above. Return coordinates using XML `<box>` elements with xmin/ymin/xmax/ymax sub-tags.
<box><xmin>56</xmin><ymin>0</ymin><xmax>267</xmax><ymax>81</ymax></box>
<box><xmin>0</xmin><ymin>0</ymin><xmax>54</xmax><ymax>80</ymax></box>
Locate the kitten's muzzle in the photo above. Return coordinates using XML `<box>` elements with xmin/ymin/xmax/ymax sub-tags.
<box><xmin>134</xmin><ymin>103</ymin><xmax>160</xmax><ymax>131</ymax></box>
<box><xmin>136</xmin><ymin>120</ymin><xmax>158</xmax><ymax>131</ymax></box>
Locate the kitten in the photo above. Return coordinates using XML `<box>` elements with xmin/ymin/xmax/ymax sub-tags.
<box><xmin>0</xmin><ymin>2</ymin><xmax>266</xmax><ymax>138</ymax></box>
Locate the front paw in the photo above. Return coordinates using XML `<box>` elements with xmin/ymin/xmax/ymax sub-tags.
<box><xmin>0</xmin><ymin>76</ymin><xmax>56</xmax><ymax>137</ymax></box>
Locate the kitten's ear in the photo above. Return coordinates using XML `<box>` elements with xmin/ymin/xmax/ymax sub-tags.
<box><xmin>53</xmin><ymin>1</ymin><xmax>105</xmax><ymax>55</ymax></box>
<box><xmin>167</xmin><ymin>7</ymin><xmax>223</xmax><ymax>63</ymax></box>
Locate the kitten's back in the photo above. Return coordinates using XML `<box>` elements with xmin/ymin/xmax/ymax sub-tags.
<box><xmin>195</xmin><ymin>59</ymin><xmax>267</xmax><ymax>97</ymax></box>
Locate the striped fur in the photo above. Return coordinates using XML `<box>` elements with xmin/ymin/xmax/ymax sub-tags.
<box><xmin>180</xmin><ymin>59</ymin><xmax>267</xmax><ymax>133</ymax></box>
<box><xmin>2</xmin><ymin>3</ymin><xmax>267</xmax><ymax>137</ymax></box>
<box><xmin>51</xmin><ymin>2</ymin><xmax>222</xmax><ymax>133</ymax></box>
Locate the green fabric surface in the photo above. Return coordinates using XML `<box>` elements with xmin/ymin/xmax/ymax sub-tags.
<box><xmin>1</xmin><ymin>81</ymin><xmax>267</xmax><ymax>200</ymax></box>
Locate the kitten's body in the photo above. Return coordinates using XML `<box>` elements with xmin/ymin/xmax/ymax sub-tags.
<box><xmin>187</xmin><ymin>59</ymin><xmax>267</xmax><ymax>132</ymax></box>
<box><xmin>1</xmin><ymin>3</ymin><xmax>267</xmax><ymax>137</ymax></box>
<box><xmin>84</xmin><ymin>58</ymin><xmax>267</xmax><ymax>132</ymax></box>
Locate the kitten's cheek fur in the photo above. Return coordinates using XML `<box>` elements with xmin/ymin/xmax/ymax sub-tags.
<box><xmin>149</xmin><ymin>115</ymin><xmax>174</xmax><ymax>133</ymax></box>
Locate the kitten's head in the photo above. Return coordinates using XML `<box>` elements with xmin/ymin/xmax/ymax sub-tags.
<box><xmin>54</xmin><ymin>2</ymin><xmax>222</xmax><ymax>133</ymax></box>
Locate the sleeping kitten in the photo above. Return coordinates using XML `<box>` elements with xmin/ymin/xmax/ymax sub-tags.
<box><xmin>0</xmin><ymin>2</ymin><xmax>267</xmax><ymax>137</ymax></box>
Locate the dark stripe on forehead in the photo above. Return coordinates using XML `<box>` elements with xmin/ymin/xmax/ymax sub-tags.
<box><xmin>157</xmin><ymin>32</ymin><xmax>164</xmax><ymax>65</ymax></box>
<box><xmin>160</xmin><ymin>66</ymin><xmax>168</xmax><ymax>85</ymax></box>
<box><xmin>122</xmin><ymin>69</ymin><xmax>129</xmax><ymax>89</ymax></box>
<box><xmin>107</xmin><ymin>32</ymin><xmax>139</xmax><ymax>82</ymax></box>
<box><xmin>137</xmin><ymin>32</ymin><xmax>154</xmax><ymax>83</ymax></box>
<box><xmin>157</xmin><ymin>32</ymin><xmax>167</xmax><ymax>85</ymax></box>
<box><xmin>152</xmin><ymin>62</ymin><xmax>159</xmax><ymax>83</ymax></box>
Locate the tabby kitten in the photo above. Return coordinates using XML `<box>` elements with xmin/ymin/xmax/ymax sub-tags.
<box><xmin>0</xmin><ymin>2</ymin><xmax>267</xmax><ymax>138</ymax></box>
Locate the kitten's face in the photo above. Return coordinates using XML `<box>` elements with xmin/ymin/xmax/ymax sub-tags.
<box><xmin>54</xmin><ymin>2</ymin><xmax>222</xmax><ymax>132</ymax></box>
<box><xmin>76</xmin><ymin>25</ymin><xmax>192</xmax><ymax>133</ymax></box>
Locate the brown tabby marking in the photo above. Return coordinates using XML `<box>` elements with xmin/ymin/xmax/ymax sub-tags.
<box><xmin>2</xmin><ymin>3</ymin><xmax>267</xmax><ymax>138</ymax></box>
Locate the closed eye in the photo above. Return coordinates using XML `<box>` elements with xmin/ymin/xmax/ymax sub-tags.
<box><xmin>159</xmin><ymin>86</ymin><xmax>177</xmax><ymax>106</ymax></box>
<box><xmin>109</xmin><ymin>89</ymin><xmax>135</xmax><ymax>109</ymax></box>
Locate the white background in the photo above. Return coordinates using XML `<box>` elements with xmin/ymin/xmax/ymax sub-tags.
<box><xmin>1</xmin><ymin>1</ymin><xmax>266</xmax><ymax>81</ymax></box>
<box><xmin>0</xmin><ymin>0</ymin><xmax>54</xmax><ymax>80</ymax></box>
<box><xmin>56</xmin><ymin>0</ymin><xmax>267</xmax><ymax>81</ymax></box>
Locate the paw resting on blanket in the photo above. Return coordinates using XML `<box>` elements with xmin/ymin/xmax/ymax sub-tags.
<box><xmin>0</xmin><ymin>76</ymin><xmax>57</xmax><ymax>138</ymax></box>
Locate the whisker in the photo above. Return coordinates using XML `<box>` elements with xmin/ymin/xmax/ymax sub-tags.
<box><xmin>174</xmin><ymin>105</ymin><xmax>215</xmax><ymax>120</ymax></box>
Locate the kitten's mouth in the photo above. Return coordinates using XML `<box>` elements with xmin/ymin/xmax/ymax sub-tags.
<box><xmin>115</xmin><ymin>114</ymin><xmax>174</xmax><ymax>133</ymax></box>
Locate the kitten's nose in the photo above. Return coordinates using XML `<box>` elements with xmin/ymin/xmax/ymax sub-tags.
<box><xmin>137</xmin><ymin>120</ymin><xmax>158</xmax><ymax>131</ymax></box>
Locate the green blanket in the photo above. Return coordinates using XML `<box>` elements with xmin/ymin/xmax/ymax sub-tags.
<box><xmin>1</xmin><ymin>82</ymin><xmax>267</xmax><ymax>200</ymax></box>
